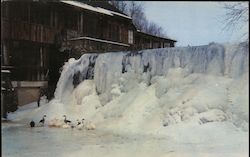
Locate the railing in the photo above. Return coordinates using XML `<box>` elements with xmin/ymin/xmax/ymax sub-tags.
<box><xmin>10</xmin><ymin>66</ymin><xmax>49</xmax><ymax>81</ymax></box>
<box><xmin>2</xmin><ymin>19</ymin><xmax>57</xmax><ymax>44</ymax></box>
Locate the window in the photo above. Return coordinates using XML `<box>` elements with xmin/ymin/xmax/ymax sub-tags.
<box><xmin>149</xmin><ymin>40</ymin><xmax>152</xmax><ymax>48</ymax></box>
<box><xmin>164</xmin><ymin>42</ymin><xmax>170</xmax><ymax>47</ymax></box>
<box><xmin>153</xmin><ymin>42</ymin><xmax>158</xmax><ymax>48</ymax></box>
<box><xmin>128</xmin><ymin>30</ymin><xmax>133</xmax><ymax>44</ymax></box>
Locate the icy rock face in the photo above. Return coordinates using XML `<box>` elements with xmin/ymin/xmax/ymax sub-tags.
<box><xmin>94</xmin><ymin>44</ymin><xmax>226</xmax><ymax>101</ymax></box>
<box><xmin>54</xmin><ymin>54</ymin><xmax>98</xmax><ymax>103</ymax></box>
<box><xmin>224</xmin><ymin>42</ymin><xmax>249</xmax><ymax>78</ymax></box>
<box><xmin>55</xmin><ymin>42</ymin><xmax>248</xmax><ymax>104</ymax></box>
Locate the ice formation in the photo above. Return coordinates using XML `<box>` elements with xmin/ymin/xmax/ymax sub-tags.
<box><xmin>56</xmin><ymin>42</ymin><xmax>248</xmax><ymax>99</ymax></box>
<box><xmin>9</xmin><ymin>42</ymin><xmax>249</xmax><ymax>133</ymax></box>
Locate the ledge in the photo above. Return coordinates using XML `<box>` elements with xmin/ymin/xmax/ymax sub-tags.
<box><xmin>11</xmin><ymin>81</ymin><xmax>48</xmax><ymax>88</ymax></box>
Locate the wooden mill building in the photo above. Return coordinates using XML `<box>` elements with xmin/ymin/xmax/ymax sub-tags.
<box><xmin>1</xmin><ymin>1</ymin><xmax>176</xmax><ymax>106</ymax></box>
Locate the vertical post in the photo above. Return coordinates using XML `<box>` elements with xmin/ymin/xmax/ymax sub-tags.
<box><xmin>40</xmin><ymin>46</ymin><xmax>44</xmax><ymax>80</ymax></box>
<box><xmin>54</xmin><ymin>11</ymin><xmax>57</xmax><ymax>28</ymax></box>
<box><xmin>28</xmin><ymin>3</ymin><xmax>31</xmax><ymax>41</ymax></box>
<box><xmin>1</xmin><ymin>92</ymin><xmax>4</xmax><ymax>118</ymax></box>
<box><xmin>80</xmin><ymin>12</ymin><xmax>83</xmax><ymax>34</ymax></box>
<box><xmin>28</xmin><ymin>2</ymin><xmax>30</xmax><ymax>23</ymax></box>
<box><xmin>3</xmin><ymin>42</ymin><xmax>9</xmax><ymax>65</ymax></box>
<box><xmin>50</xmin><ymin>8</ymin><xmax>53</xmax><ymax>27</ymax></box>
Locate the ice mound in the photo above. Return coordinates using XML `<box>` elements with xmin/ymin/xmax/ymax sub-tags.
<box><xmin>9</xmin><ymin>42</ymin><xmax>249</xmax><ymax>134</ymax></box>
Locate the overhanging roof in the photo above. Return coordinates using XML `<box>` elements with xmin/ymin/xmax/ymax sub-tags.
<box><xmin>69</xmin><ymin>36</ymin><xmax>130</xmax><ymax>47</ymax></box>
<box><xmin>61</xmin><ymin>1</ymin><xmax>132</xmax><ymax>20</ymax></box>
<box><xmin>137</xmin><ymin>31</ymin><xmax>177</xmax><ymax>42</ymax></box>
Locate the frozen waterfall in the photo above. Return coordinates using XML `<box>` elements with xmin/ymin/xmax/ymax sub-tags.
<box><xmin>54</xmin><ymin>42</ymin><xmax>248</xmax><ymax>103</ymax></box>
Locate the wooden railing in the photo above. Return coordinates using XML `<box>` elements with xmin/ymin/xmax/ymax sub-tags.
<box><xmin>10</xmin><ymin>66</ymin><xmax>49</xmax><ymax>81</ymax></box>
<box><xmin>2</xmin><ymin>19</ymin><xmax>57</xmax><ymax>44</ymax></box>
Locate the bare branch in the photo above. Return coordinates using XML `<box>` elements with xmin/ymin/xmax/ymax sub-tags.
<box><xmin>109</xmin><ymin>1</ymin><xmax>168</xmax><ymax>37</ymax></box>
<box><xmin>221</xmin><ymin>2</ymin><xmax>249</xmax><ymax>41</ymax></box>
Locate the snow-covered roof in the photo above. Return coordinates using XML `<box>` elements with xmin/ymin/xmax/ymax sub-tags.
<box><xmin>1</xmin><ymin>70</ymin><xmax>11</xmax><ymax>73</ymax></box>
<box><xmin>61</xmin><ymin>1</ymin><xmax>113</xmax><ymax>16</ymax></box>
<box><xmin>69</xmin><ymin>36</ymin><xmax>130</xmax><ymax>47</ymax></box>
<box><xmin>95</xmin><ymin>7</ymin><xmax>116</xmax><ymax>16</ymax></box>
<box><xmin>108</xmin><ymin>9</ymin><xmax>132</xmax><ymax>19</ymax></box>
<box><xmin>61</xmin><ymin>1</ymin><xmax>131</xmax><ymax>19</ymax></box>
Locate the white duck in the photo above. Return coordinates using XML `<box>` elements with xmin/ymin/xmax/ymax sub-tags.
<box><xmin>48</xmin><ymin>118</ymin><xmax>64</xmax><ymax>128</ymax></box>
<box><xmin>84</xmin><ymin>119</ymin><xmax>96</xmax><ymax>130</ymax></box>
<box><xmin>62</xmin><ymin>123</ymin><xmax>71</xmax><ymax>129</ymax></box>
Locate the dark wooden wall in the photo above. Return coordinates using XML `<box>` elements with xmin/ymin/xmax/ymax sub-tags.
<box><xmin>1</xmin><ymin>1</ymin><xmax>134</xmax><ymax>84</ymax></box>
<box><xmin>135</xmin><ymin>32</ymin><xmax>175</xmax><ymax>50</ymax></box>
<box><xmin>1</xmin><ymin>1</ymin><xmax>175</xmax><ymax>84</ymax></box>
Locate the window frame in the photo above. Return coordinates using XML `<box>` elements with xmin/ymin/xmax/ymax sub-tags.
<box><xmin>128</xmin><ymin>30</ymin><xmax>133</xmax><ymax>44</ymax></box>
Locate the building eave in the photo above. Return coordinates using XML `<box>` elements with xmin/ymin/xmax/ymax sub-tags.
<box><xmin>136</xmin><ymin>31</ymin><xmax>177</xmax><ymax>42</ymax></box>
<box><xmin>68</xmin><ymin>36</ymin><xmax>130</xmax><ymax>47</ymax></box>
<box><xmin>61</xmin><ymin>1</ymin><xmax>132</xmax><ymax>20</ymax></box>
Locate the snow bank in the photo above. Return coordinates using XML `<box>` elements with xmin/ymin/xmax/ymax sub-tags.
<box><xmin>9</xmin><ymin>42</ymin><xmax>249</xmax><ymax>134</ymax></box>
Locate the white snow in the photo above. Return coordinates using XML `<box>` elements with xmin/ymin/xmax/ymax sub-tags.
<box><xmin>1</xmin><ymin>69</ymin><xmax>11</xmax><ymax>73</ymax></box>
<box><xmin>61</xmin><ymin>1</ymin><xmax>113</xmax><ymax>16</ymax></box>
<box><xmin>69</xmin><ymin>36</ymin><xmax>130</xmax><ymax>47</ymax></box>
<box><xmin>107</xmin><ymin>9</ymin><xmax>132</xmax><ymax>19</ymax></box>
<box><xmin>3</xmin><ymin>42</ymin><xmax>249</xmax><ymax>157</ymax></box>
<box><xmin>61</xmin><ymin>1</ymin><xmax>131</xmax><ymax>19</ymax></box>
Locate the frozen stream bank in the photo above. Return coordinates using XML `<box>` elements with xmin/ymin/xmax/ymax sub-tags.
<box><xmin>2</xmin><ymin>122</ymin><xmax>248</xmax><ymax>157</ymax></box>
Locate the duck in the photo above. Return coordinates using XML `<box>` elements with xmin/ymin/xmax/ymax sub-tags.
<box><xmin>62</xmin><ymin>123</ymin><xmax>71</xmax><ymax>129</ymax></box>
<box><xmin>81</xmin><ymin>118</ymin><xmax>85</xmax><ymax>125</ymax></box>
<box><xmin>30</xmin><ymin>120</ymin><xmax>35</xmax><ymax>128</ymax></box>
<box><xmin>86</xmin><ymin>122</ymin><xmax>96</xmax><ymax>130</ymax></box>
<box><xmin>63</xmin><ymin>115</ymin><xmax>71</xmax><ymax>124</ymax></box>
<box><xmin>76</xmin><ymin>119</ymin><xmax>84</xmax><ymax>130</ymax></box>
<box><xmin>77</xmin><ymin>119</ymin><xmax>81</xmax><ymax>126</ymax></box>
<box><xmin>70</xmin><ymin>123</ymin><xmax>75</xmax><ymax>129</ymax></box>
<box><xmin>39</xmin><ymin>115</ymin><xmax>46</xmax><ymax>125</ymax></box>
<box><xmin>48</xmin><ymin>118</ymin><xmax>63</xmax><ymax>128</ymax></box>
<box><xmin>83</xmin><ymin>119</ymin><xmax>96</xmax><ymax>130</ymax></box>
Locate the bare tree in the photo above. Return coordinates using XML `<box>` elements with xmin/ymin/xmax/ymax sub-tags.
<box><xmin>108</xmin><ymin>1</ymin><xmax>128</xmax><ymax>14</ymax></box>
<box><xmin>109</xmin><ymin>1</ymin><xmax>168</xmax><ymax>37</ymax></box>
<box><xmin>127</xmin><ymin>1</ymin><xmax>146</xmax><ymax>30</ymax></box>
<box><xmin>146</xmin><ymin>21</ymin><xmax>167</xmax><ymax>38</ymax></box>
<box><xmin>147</xmin><ymin>22</ymin><xmax>158</xmax><ymax>35</ymax></box>
<box><xmin>222</xmin><ymin>2</ymin><xmax>249</xmax><ymax>41</ymax></box>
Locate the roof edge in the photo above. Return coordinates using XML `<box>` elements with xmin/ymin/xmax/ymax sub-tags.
<box><xmin>136</xmin><ymin>31</ymin><xmax>177</xmax><ymax>42</ymax></box>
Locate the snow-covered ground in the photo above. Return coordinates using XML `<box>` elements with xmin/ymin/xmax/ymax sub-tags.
<box><xmin>2</xmin><ymin>42</ymin><xmax>249</xmax><ymax>157</ymax></box>
<box><xmin>2</xmin><ymin>119</ymin><xmax>248</xmax><ymax>157</ymax></box>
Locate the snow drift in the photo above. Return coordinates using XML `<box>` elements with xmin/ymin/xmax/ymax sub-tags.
<box><xmin>9</xmin><ymin>42</ymin><xmax>249</xmax><ymax>134</ymax></box>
